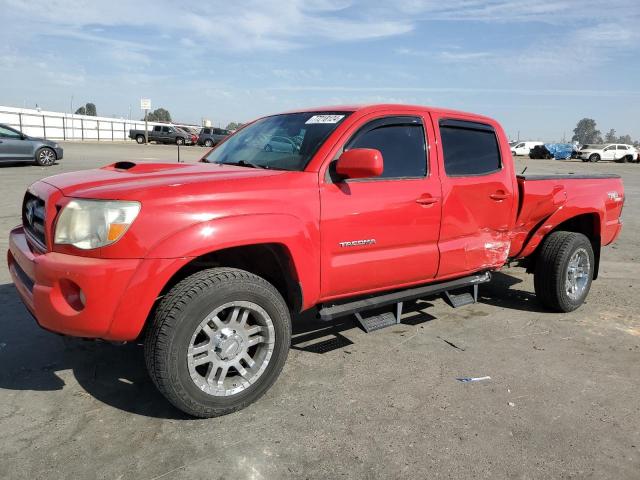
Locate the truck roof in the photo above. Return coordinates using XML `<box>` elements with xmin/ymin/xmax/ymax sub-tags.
<box><xmin>281</xmin><ymin>103</ymin><xmax>496</xmax><ymax>123</ymax></box>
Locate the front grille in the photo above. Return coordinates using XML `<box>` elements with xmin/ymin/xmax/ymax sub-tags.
<box><xmin>22</xmin><ymin>192</ymin><xmax>46</xmax><ymax>247</ymax></box>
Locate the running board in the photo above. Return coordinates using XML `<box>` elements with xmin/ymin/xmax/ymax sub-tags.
<box><xmin>318</xmin><ymin>272</ymin><xmax>491</xmax><ymax>322</ymax></box>
<box><xmin>442</xmin><ymin>284</ymin><xmax>478</xmax><ymax>308</ymax></box>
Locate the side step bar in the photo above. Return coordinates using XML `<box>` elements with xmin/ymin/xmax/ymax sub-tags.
<box><xmin>318</xmin><ymin>272</ymin><xmax>491</xmax><ymax>322</ymax></box>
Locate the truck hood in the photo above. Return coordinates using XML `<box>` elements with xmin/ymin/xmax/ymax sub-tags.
<box><xmin>40</xmin><ymin>161</ymin><xmax>287</xmax><ymax>199</ymax></box>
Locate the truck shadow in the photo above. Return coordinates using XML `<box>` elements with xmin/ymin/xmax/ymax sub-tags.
<box><xmin>0</xmin><ymin>273</ymin><xmax>540</xmax><ymax>419</ymax></box>
<box><xmin>479</xmin><ymin>270</ymin><xmax>549</xmax><ymax>313</ymax></box>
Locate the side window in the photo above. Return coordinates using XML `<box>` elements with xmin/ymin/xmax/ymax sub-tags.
<box><xmin>153</xmin><ymin>126</ymin><xmax>161</xmax><ymax>132</ymax></box>
<box><xmin>345</xmin><ymin>117</ymin><xmax>427</xmax><ymax>179</ymax></box>
<box><xmin>617</xmin><ymin>145</ymin><xmax>627</xmax><ymax>150</ymax></box>
<box><xmin>604</xmin><ymin>145</ymin><xmax>614</xmax><ymax>151</ymax></box>
<box><xmin>0</xmin><ymin>126</ymin><xmax>21</xmax><ymax>139</ymax></box>
<box><xmin>440</xmin><ymin>120</ymin><xmax>501</xmax><ymax>176</ymax></box>
<box><xmin>162</xmin><ymin>126</ymin><xmax>170</xmax><ymax>133</ymax></box>
<box><xmin>515</xmin><ymin>143</ymin><xmax>524</xmax><ymax>148</ymax></box>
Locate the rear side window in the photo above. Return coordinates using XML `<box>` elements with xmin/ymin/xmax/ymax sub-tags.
<box><xmin>346</xmin><ymin>117</ymin><xmax>426</xmax><ymax>179</ymax></box>
<box><xmin>440</xmin><ymin>120</ymin><xmax>501</xmax><ymax>176</ymax></box>
<box><xmin>617</xmin><ymin>145</ymin><xmax>627</xmax><ymax>150</ymax></box>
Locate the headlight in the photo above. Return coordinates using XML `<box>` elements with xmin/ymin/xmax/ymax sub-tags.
<box><xmin>54</xmin><ymin>199</ymin><xmax>141</xmax><ymax>249</ymax></box>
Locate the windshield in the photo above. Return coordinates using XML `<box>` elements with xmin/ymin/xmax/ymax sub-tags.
<box><xmin>203</xmin><ymin>112</ymin><xmax>350</xmax><ymax>171</ymax></box>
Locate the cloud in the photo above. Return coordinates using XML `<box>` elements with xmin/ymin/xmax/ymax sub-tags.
<box><xmin>1</xmin><ymin>0</ymin><xmax>414</xmax><ymax>51</ymax></box>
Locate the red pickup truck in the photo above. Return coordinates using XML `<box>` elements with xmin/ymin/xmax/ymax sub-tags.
<box><xmin>8</xmin><ymin>104</ymin><xmax>624</xmax><ymax>417</ymax></box>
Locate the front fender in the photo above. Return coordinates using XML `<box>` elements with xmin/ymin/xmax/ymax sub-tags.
<box><xmin>146</xmin><ymin>213</ymin><xmax>319</xmax><ymax>307</ymax></box>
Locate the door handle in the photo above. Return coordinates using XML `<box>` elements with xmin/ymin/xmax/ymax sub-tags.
<box><xmin>416</xmin><ymin>196</ymin><xmax>439</xmax><ymax>205</ymax></box>
<box><xmin>489</xmin><ymin>191</ymin><xmax>508</xmax><ymax>201</ymax></box>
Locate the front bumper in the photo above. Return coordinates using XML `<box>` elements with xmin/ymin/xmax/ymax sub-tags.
<box><xmin>8</xmin><ymin>226</ymin><xmax>142</xmax><ymax>339</ymax></box>
<box><xmin>54</xmin><ymin>147</ymin><xmax>64</xmax><ymax>160</ymax></box>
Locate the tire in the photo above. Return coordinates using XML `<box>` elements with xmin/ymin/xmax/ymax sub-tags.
<box><xmin>204</xmin><ymin>139</ymin><xmax>214</xmax><ymax>147</ymax></box>
<box><xmin>589</xmin><ymin>154</ymin><xmax>600</xmax><ymax>163</ymax></box>
<box><xmin>144</xmin><ymin>268</ymin><xmax>291</xmax><ymax>418</ymax></box>
<box><xmin>136</xmin><ymin>135</ymin><xmax>145</xmax><ymax>144</ymax></box>
<box><xmin>35</xmin><ymin>147</ymin><xmax>56</xmax><ymax>166</ymax></box>
<box><xmin>176</xmin><ymin>137</ymin><xmax>185</xmax><ymax>145</ymax></box>
<box><xmin>534</xmin><ymin>231</ymin><xmax>594</xmax><ymax>312</ymax></box>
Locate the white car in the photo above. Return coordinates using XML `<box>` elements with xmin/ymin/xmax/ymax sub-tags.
<box><xmin>511</xmin><ymin>141</ymin><xmax>543</xmax><ymax>156</ymax></box>
<box><xmin>578</xmin><ymin>144</ymin><xmax>638</xmax><ymax>163</ymax></box>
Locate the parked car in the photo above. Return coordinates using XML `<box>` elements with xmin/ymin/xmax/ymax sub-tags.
<box><xmin>578</xmin><ymin>144</ymin><xmax>638</xmax><ymax>163</ymax></box>
<box><xmin>8</xmin><ymin>104</ymin><xmax>624</xmax><ymax>418</ymax></box>
<box><xmin>511</xmin><ymin>141</ymin><xmax>543</xmax><ymax>156</ymax></box>
<box><xmin>128</xmin><ymin>125</ymin><xmax>193</xmax><ymax>145</ymax></box>
<box><xmin>197</xmin><ymin>127</ymin><xmax>231</xmax><ymax>147</ymax></box>
<box><xmin>176</xmin><ymin>126</ymin><xmax>199</xmax><ymax>145</ymax></box>
<box><xmin>0</xmin><ymin>123</ymin><xmax>63</xmax><ymax>166</ymax></box>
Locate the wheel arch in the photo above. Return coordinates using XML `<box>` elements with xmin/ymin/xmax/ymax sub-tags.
<box><xmin>526</xmin><ymin>212</ymin><xmax>602</xmax><ymax>279</ymax></box>
<box><xmin>157</xmin><ymin>243</ymin><xmax>304</xmax><ymax>314</ymax></box>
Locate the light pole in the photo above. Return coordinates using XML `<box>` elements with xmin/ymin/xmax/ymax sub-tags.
<box><xmin>70</xmin><ymin>95</ymin><xmax>75</xmax><ymax>140</ymax></box>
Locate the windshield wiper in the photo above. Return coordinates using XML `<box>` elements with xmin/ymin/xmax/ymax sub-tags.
<box><xmin>219</xmin><ymin>160</ymin><xmax>269</xmax><ymax>169</ymax></box>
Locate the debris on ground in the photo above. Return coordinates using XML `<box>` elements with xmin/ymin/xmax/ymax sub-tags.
<box><xmin>456</xmin><ymin>376</ymin><xmax>491</xmax><ymax>383</ymax></box>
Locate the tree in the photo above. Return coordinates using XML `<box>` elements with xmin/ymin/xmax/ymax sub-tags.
<box><xmin>572</xmin><ymin>118</ymin><xmax>602</xmax><ymax>144</ymax></box>
<box><xmin>618</xmin><ymin>134</ymin><xmax>632</xmax><ymax>145</ymax></box>
<box><xmin>225</xmin><ymin>122</ymin><xmax>243</xmax><ymax>131</ymax></box>
<box><xmin>145</xmin><ymin>108</ymin><xmax>172</xmax><ymax>123</ymax></box>
<box><xmin>74</xmin><ymin>102</ymin><xmax>97</xmax><ymax>116</ymax></box>
<box><xmin>604</xmin><ymin>129</ymin><xmax>617</xmax><ymax>143</ymax></box>
<box><xmin>85</xmin><ymin>102</ymin><xmax>97</xmax><ymax>116</ymax></box>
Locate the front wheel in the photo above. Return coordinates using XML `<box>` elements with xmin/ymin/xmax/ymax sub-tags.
<box><xmin>204</xmin><ymin>139</ymin><xmax>214</xmax><ymax>147</ymax></box>
<box><xmin>144</xmin><ymin>268</ymin><xmax>291</xmax><ymax>418</ymax></box>
<box><xmin>35</xmin><ymin>147</ymin><xmax>56</xmax><ymax>166</ymax></box>
<box><xmin>534</xmin><ymin>231</ymin><xmax>594</xmax><ymax>312</ymax></box>
<box><xmin>589</xmin><ymin>154</ymin><xmax>600</xmax><ymax>163</ymax></box>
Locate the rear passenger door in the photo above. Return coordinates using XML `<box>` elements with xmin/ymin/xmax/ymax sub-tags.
<box><xmin>0</xmin><ymin>125</ymin><xmax>31</xmax><ymax>160</ymax></box>
<box><xmin>434</xmin><ymin>117</ymin><xmax>516</xmax><ymax>276</ymax></box>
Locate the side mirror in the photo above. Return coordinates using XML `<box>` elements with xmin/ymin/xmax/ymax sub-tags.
<box><xmin>335</xmin><ymin>148</ymin><xmax>383</xmax><ymax>179</ymax></box>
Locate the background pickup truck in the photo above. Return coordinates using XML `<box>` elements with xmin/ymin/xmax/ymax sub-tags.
<box><xmin>128</xmin><ymin>125</ymin><xmax>192</xmax><ymax>145</ymax></box>
<box><xmin>8</xmin><ymin>104</ymin><xmax>624</xmax><ymax>418</ymax></box>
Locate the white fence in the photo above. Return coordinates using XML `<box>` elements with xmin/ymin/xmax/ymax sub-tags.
<box><xmin>0</xmin><ymin>105</ymin><xmax>197</xmax><ymax>141</ymax></box>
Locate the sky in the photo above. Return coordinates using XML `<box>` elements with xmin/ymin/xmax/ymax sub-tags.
<box><xmin>1</xmin><ymin>0</ymin><xmax>639</xmax><ymax>141</ymax></box>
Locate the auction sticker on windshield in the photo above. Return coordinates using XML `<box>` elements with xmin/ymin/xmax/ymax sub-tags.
<box><xmin>305</xmin><ymin>114</ymin><xmax>345</xmax><ymax>124</ymax></box>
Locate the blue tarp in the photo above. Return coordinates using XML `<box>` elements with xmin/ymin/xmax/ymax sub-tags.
<box><xmin>544</xmin><ymin>143</ymin><xmax>574</xmax><ymax>160</ymax></box>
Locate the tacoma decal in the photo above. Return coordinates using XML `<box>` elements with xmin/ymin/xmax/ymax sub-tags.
<box><xmin>339</xmin><ymin>239</ymin><xmax>376</xmax><ymax>247</ymax></box>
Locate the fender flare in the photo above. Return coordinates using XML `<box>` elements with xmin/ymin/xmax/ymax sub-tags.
<box><xmin>146</xmin><ymin>212</ymin><xmax>318</xmax><ymax>305</ymax></box>
<box><xmin>518</xmin><ymin>203</ymin><xmax>603</xmax><ymax>259</ymax></box>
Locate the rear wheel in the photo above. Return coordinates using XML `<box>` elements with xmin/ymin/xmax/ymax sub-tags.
<box><xmin>144</xmin><ymin>268</ymin><xmax>291</xmax><ymax>418</ymax></box>
<box><xmin>589</xmin><ymin>154</ymin><xmax>600</xmax><ymax>162</ymax></box>
<box><xmin>176</xmin><ymin>137</ymin><xmax>185</xmax><ymax>145</ymax></box>
<box><xmin>35</xmin><ymin>147</ymin><xmax>56</xmax><ymax>166</ymax></box>
<box><xmin>136</xmin><ymin>135</ymin><xmax>145</xmax><ymax>144</ymax></box>
<box><xmin>534</xmin><ymin>231</ymin><xmax>594</xmax><ymax>312</ymax></box>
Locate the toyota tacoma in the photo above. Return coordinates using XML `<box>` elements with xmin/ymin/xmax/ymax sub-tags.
<box><xmin>8</xmin><ymin>104</ymin><xmax>624</xmax><ymax>417</ymax></box>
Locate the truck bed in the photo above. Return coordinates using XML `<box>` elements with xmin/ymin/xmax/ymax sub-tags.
<box><xmin>509</xmin><ymin>173</ymin><xmax>624</xmax><ymax>258</ymax></box>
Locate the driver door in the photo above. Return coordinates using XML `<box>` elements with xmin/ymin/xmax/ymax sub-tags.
<box><xmin>602</xmin><ymin>145</ymin><xmax>616</xmax><ymax>160</ymax></box>
<box><xmin>319</xmin><ymin>114</ymin><xmax>441</xmax><ymax>299</ymax></box>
